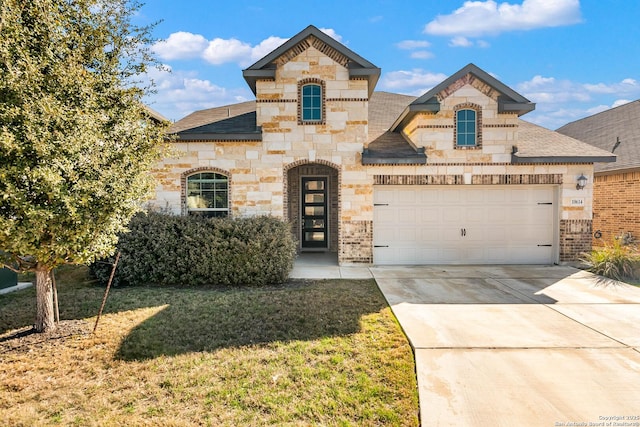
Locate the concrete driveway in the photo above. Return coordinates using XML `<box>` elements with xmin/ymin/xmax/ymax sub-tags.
<box><xmin>371</xmin><ymin>265</ymin><xmax>640</xmax><ymax>426</ymax></box>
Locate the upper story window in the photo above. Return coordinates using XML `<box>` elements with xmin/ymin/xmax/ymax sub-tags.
<box><xmin>298</xmin><ymin>79</ymin><xmax>325</xmax><ymax>124</ymax></box>
<box><xmin>302</xmin><ymin>84</ymin><xmax>322</xmax><ymax>121</ymax></box>
<box><xmin>186</xmin><ymin>172</ymin><xmax>229</xmax><ymax>218</ymax></box>
<box><xmin>456</xmin><ymin>109</ymin><xmax>477</xmax><ymax>147</ymax></box>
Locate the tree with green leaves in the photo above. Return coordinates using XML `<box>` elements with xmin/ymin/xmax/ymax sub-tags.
<box><xmin>0</xmin><ymin>0</ymin><xmax>166</xmax><ymax>332</ymax></box>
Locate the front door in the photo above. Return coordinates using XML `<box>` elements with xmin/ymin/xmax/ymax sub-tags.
<box><xmin>301</xmin><ymin>177</ymin><xmax>328</xmax><ymax>249</ymax></box>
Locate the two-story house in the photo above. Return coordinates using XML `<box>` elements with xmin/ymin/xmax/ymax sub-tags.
<box><xmin>151</xmin><ymin>25</ymin><xmax>615</xmax><ymax>265</ymax></box>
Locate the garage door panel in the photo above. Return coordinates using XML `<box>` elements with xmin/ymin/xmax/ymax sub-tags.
<box><xmin>398</xmin><ymin>189</ymin><xmax>419</xmax><ymax>203</ymax></box>
<box><xmin>374</xmin><ymin>189</ymin><xmax>395</xmax><ymax>204</ymax></box>
<box><xmin>486</xmin><ymin>189</ymin><xmax>507</xmax><ymax>203</ymax></box>
<box><xmin>442</xmin><ymin>189</ymin><xmax>464</xmax><ymax>203</ymax></box>
<box><xmin>398</xmin><ymin>208</ymin><xmax>416</xmax><ymax>223</ymax></box>
<box><xmin>420</xmin><ymin>190</ymin><xmax>440</xmax><ymax>203</ymax></box>
<box><xmin>373</xmin><ymin>185</ymin><xmax>556</xmax><ymax>265</ymax></box>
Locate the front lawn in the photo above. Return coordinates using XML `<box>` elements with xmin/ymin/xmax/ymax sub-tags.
<box><xmin>0</xmin><ymin>270</ymin><xmax>418</xmax><ymax>426</ymax></box>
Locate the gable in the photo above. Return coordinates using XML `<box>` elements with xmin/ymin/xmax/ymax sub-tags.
<box><xmin>391</xmin><ymin>63</ymin><xmax>534</xmax><ymax>132</ymax></box>
<box><xmin>242</xmin><ymin>25</ymin><xmax>380</xmax><ymax>97</ymax></box>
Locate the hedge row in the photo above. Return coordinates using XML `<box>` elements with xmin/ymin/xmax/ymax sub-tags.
<box><xmin>90</xmin><ymin>212</ymin><xmax>297</xmax><ymax>286</ymax></box>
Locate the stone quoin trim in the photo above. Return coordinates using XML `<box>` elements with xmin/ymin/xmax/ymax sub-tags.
<box><xmin>180</xmin><ymin>166</ymin><xmax>232</xmax><ymax>216</ymax></box>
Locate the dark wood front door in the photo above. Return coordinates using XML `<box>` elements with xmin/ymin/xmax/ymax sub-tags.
<box><xmin>301</xmin><ymin>177</ymin><xmax>328</xmax><ymax>248</ymax></box>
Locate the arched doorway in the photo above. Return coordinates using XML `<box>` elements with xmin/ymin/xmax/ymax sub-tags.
<box><xmin>285</xmin><ymin>162</ymin><xmax>339</xmax><ymax>253</ymax></box>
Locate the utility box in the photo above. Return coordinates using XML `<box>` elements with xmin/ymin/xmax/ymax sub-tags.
<box><xmin>0</xmin><ymin>267</ymin><xmax>17</xmax><ymax>290</ymax></box>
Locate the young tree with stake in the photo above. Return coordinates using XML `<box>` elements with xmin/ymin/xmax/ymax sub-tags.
<box><xmin>0</xmin><ymin>0</ymin><xmax>166</xmax><ymax>332</ymax></box>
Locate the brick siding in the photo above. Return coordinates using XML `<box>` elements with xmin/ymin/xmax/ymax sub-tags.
<box><xmin>592</xmin><ymin>171</ymin><xmax>640</xmax><ymax>246</ymax></box>
<box><xmin>559</xmin><ymin>219</ymin><xmax>592</xmax><ymax>261</ymax></box>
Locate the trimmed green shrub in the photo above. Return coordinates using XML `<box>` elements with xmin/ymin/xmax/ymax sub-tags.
<box><xmin>581</xmin><ymin>238</ymin><xmax>640</xmax><ymax>282</ymax></box>
<box><xmin>90</xmin><ymin>212</ymin><xmax>297</xmax><ymax>286</ymax></box>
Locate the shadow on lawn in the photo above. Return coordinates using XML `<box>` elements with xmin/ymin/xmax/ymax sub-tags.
<box><xmin>114</xmin><ymin>280</ymin><xmax>386</xmax><ymax>361</ymax></box>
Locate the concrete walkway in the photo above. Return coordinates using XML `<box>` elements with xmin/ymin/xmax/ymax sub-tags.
<box><xmin>291</xmin><ymin>257</ymin><xmax>640</xmax><ymax>426</ymax></box>
<box><xmin>290</xmin><ymin>253</ymin><xmax>373</xmax><ymax>279</ymax></box>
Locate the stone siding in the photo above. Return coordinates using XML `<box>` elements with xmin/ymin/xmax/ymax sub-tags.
<box><xmin>150</xmin><ymin>42</ymin><xmax>596</xmax><ymax>265</ymax></box>
<box><xmin>340</xmin><ymin>220</ymin><xmax>373</xmax><ymax>264</ymax></box>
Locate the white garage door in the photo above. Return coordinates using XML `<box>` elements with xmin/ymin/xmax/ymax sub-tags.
<box><xmin>373</xmin><ymin>185</ymin><xmax>557</xmax><ymax>265</ymax></box>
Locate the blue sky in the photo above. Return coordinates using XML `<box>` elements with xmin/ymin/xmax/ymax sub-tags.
<box><xmin>136</xmin><ymin>0</ymin><xmax>640</xmax><ymax>130</ymax></box>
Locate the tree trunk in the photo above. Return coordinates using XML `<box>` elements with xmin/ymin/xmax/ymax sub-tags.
<box><xmin>35</xmin><ymin>266</ymin><xmax>56</xmax><ymax>333</ymax></box>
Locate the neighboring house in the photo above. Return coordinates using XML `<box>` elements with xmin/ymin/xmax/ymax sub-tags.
<box><xmin>557</xmin><ymin>101</ymin><xmax>639</xmax><ymax>246</ymax></box>
<box><xmin>150</xmin><ymin>25</ymin><xmax>615</xmax><ymax>265</ymax></box>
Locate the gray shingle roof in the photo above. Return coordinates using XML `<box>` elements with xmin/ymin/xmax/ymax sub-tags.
<box><xmin>166</xmin><ymin>92</ymin><xmax>616</xmax><ymax>165</ymax></box>
<box><xmin>513</xmin><ymin>120</ymin><xmax>616</xmax><ymax>164</ymax></box>
<box><xmin>556</xmin><ymin>100</ymin><xmax>640</xmax><ymax>173</ymax></box>
<box><xmin>175</xmin><ymin>112</ymin><xmax>261</xmax><ymax>141</ymax></box>
<box><xmin>364</xmin><ymin>92</ymin><xmax>426</xmax><ymax>164</ymax></box>
<box><xmin>169</xmin><ymin>101</ymin><xmax>256</xmax><ymax>134</ymax></box>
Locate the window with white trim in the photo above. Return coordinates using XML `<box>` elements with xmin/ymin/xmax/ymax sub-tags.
<box><xmin>186</xmin><ymin>172</ymin><xmax>229</xmax><ymax>217</ymax></box>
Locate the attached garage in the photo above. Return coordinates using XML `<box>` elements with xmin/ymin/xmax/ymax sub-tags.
<box><xmin>373</xmin><ymin>185</ymin><xmax>558</xmax><ymax>265</ymax></box>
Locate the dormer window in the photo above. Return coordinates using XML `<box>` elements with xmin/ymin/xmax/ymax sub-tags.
<box><xmin>454</xmin><ymin>104</ymin><xmax>482</xmax><ymax>149</ymax></box>
<box><xmin>298</xmin><ymin>79</ymin><xmax>325</xmax><ymax>124</ymax></box>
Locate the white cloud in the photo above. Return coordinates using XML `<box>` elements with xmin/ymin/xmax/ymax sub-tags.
<box><xmin>319</xmin><ymin>28</ymin><xmax>343</xmax><ymax>42</ymax></box>
<box><xmin>410</xmin><ymin>51</ymin><xmax>435</xmax><ymax>59</ymax></box>
<box><xmin>248</xmin><ymin>36</ymin><xmax>289</xmax><ymax>65</ymax></box>
<box><xmin>202</xmin><ymin>38</ymin><xmax>252</xmax><ymax>65</ymax></box>
<box><xmin>517</xmin><ymin>74</ymin><xmax>640</xmax><ymax>129</ymax></box>
<box><xmin>517</xmin><ymin>75</ymin><xmax>591</xmax><ymax>104</ymax></box>
<box><xmin>142</xmin><ymin>66</ymin><xmax>252</xmax><ymax>121</ymax></box>
<box><xmin>152</xmin><ymin>32</ymin><xmax>209</xmax><ymax>60</ymax></box>
<box><xmin>583</xmin><ymin>78</ymin><xmax>639</xmax><ymax>95</ymax></box>
<box><xmin>379</xmin><ymin>69</ymin><xmax>448</xmax><ymax>94</ymax></box>
<box><xmin>424</xmin><ymin>0</ymin><xmax>582</xmax><ymax>37</ymax></box>
<box><xmin>611</xmin><ymin>99</ymin><xmax>633</xmax><ymax>108</ymax></box>
<box><xmin>448</xmin><ymin>36</ymin><xmax>490</xmax><ymax>48</ymax></box>
<box><xmin>397</xmin><ymin>40</ymin><xmax>432</xmax><ymax>50</ymax></box>
<box><xmin>152</xmin><ymin>29</ymin><xmax>342</xmax><ymax>67</ymax></box>
<box><xmin>449</xmin><ymin>36</ymin><xmax>474</xmax><ymax>47</ymax></box>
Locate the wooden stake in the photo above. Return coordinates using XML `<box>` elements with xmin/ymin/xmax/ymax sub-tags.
<box><xmin>93</xmin><ymin>252</ymin><xmax>121</xmax><ymax>334</ymax></box>
<box><xmin>51</xmin><ymin>270</ymin><xmax>60</xmax><ymax>324</ymax></box>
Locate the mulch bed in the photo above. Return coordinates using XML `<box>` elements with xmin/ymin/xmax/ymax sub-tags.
<box><xmin>0</xmin><ymin>320</ymin><xmax>91</xmax><ymax>355</ymax></box>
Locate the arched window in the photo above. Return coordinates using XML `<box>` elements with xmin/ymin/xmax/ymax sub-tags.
<box><xmin>186</xmin><ymin>172</ymin><xmax>229</xmax><ymax>217</ymax></box>
<box><xmin>456</xmin><ymin>109</ymin><xmax>477</xmax><ymax>147</ymax></box>
<box><xmin>301</xmin><ymin>83</ymin><xmax>322</xmax><ymax>122</ymax></box>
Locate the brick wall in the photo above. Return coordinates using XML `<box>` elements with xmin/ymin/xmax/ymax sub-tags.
<box><xmin>559</xmin><ymin>219</ymin><xmax>592</xmax><ymax>261</ymax></box>
<box><xmin>593</xmin><ymin>171</ymin><xmax>640</xmax><ymax>246</ymax></box>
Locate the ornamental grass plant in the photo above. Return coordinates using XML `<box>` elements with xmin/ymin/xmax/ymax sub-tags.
<box><xmin>581</xmin><ymin>238</ymin><xmax>640</xmax><ymax>283</ymax></box>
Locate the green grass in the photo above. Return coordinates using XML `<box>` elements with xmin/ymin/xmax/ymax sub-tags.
<box><xmin>0</xmin><ymin>268</ymin><xmax>419</xmax><ymax>426</ymax></box>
